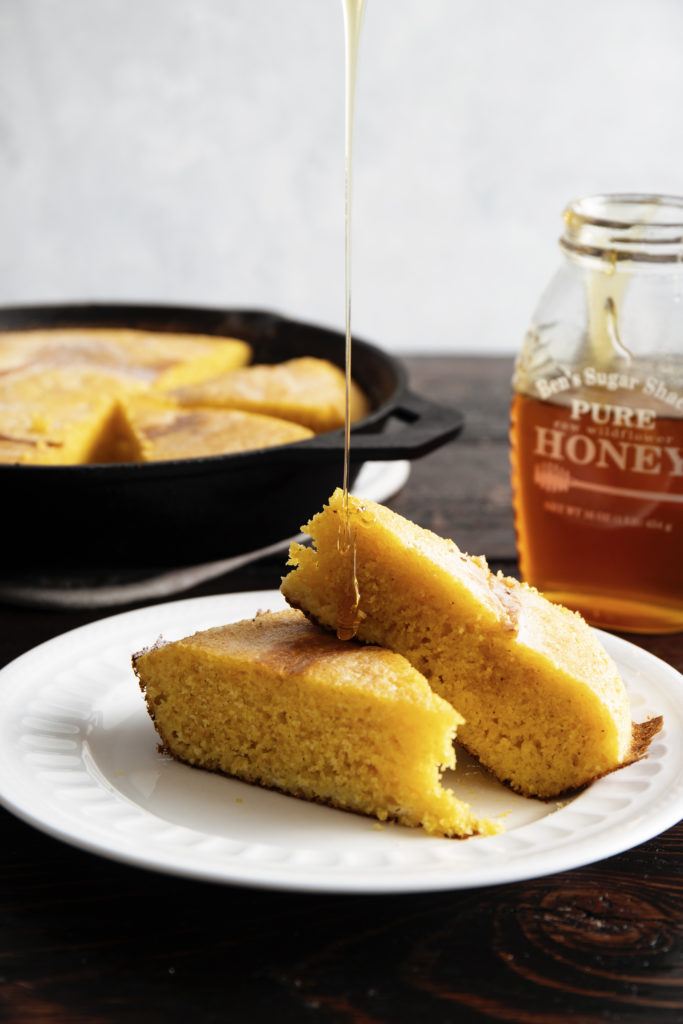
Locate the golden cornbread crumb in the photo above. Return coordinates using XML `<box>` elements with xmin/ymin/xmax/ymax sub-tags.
<box><xmin>281</xmin><ymin>489</ymin><xmax>662</xmax><ymax>799</ymax></box>
<box><xmin>133</xmin><ymin>608</ymin><xmax>500</xmax><ymax>838</ymax></box>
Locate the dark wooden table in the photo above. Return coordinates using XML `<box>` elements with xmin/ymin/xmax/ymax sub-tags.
<box><xmin>1</xmin><ymin>356</ymin><xmax>681</xmax><ymax>1024</ymax></box>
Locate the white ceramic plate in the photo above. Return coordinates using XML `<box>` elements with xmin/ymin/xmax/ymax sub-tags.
<box><xmin>0</xmin><ymin>589</ymin><xmax>680</xmax><ymax>894</ymax></box>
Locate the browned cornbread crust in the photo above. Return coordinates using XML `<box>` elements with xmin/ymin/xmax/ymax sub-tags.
<box><xmin>112</xmin><ymin>396</ymin><xmax>314</xmax><ymax>462</ymax></box>
<box><xmin>169</xmin><ymin>356</ymin><xmax>370</xmax><ymax>433</ymax></box>
<box><xmin>133</xmin><ymin>608</ymin><xmax>500</xmax><ymax>837</ymax></box>
<box><xmin>0</xmin><ymin>327</ymin><xmax>252</xmax><ymax>386</ymax></box>
<box><xmin>281</xmin><ymin>490</ymin><xmax>662</xmax><ymax>799</ymax></box>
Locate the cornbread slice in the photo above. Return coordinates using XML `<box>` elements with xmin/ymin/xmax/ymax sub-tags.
<box><xmin>0</xmin><ymin>328</ymin><xmax>252</xmax><ymax>389</ymax></box>
<box><xmin>0</xmin><ymin>392</ymin><xmax>120</xmax><ymax>465</ymax></box>
<box><xmin>133</xmin><ymin>609</ymin><xmax>499</xmax><ymax>837</ymax></box>
<box><xmin>112</xmin><ymin>395</ymin><xmax>314</xmax><ymax>462</ymax></box>
<box><xmin>170</xmin><ymin>356</ymin><xmax>370</xmax><ymax>433</ymax></box>
<box><xmin>281</xmin><ymin>490</ymin><xmax>662</xmax><ymax>799</ymax></box>
<box><xmin>0</xmin><ymin>367</ymin><xmax>144</xmax><ymax>405</ymax></box>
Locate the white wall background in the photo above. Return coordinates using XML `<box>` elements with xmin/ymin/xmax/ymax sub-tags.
<box><xmin>1</xmin><ymin>0</ymin><xmax>682</xmax><ymax>354</ymax></box>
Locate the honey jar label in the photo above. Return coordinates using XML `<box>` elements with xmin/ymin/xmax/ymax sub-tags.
<box><xmin>510</xmin><ymin>366</ymin><xmax>683</xmax><ymax>628</ymax></box>
<box><xmin>515</xmin><ymin>366</ymin><xmax>683</xmax><ymax>532</ymax></box>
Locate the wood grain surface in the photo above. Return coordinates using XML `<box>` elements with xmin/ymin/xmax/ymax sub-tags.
<box><xmin>0</xmin><ymin>356</ymin><xmax>681</xmax><ymax>1024</ymax></box>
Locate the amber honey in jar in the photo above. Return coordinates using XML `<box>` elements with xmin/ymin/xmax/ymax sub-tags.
<box><xmin>511</xmin><ymin>194</ymin><xmax>683</xmax><ymax>633</ymax></box>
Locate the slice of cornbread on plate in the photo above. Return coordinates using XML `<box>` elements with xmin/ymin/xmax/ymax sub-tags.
<box><xmin>0</xmin><ymin>328</ymin><xmax>252</xmax><ymax>389</ymax></box>
<box><xmin>111</xmin><ymin>395</ymin><xmax>314</xmax><ymax>462</ymax></box>
<box><xmin>169</xmin><ymin>356</ymin><xmax>370</xmax><ymax>433</ymax></box>
<box><xmin>281</xmin><ymin>489</ymin><xmax>662</xmax><ymax>799</ymax></box>
<box><xmin>132</xmin><ymin>608</ymin><xmax>500</xmax><ymax>837</ymax></box>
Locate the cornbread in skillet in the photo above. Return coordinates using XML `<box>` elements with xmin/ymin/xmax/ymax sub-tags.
<box><xmin>0</xmin><ymin>327</ymin><xmax>254</xmax><ymax>465</ymax></box>
<box><xmin>170</xmin><ymin>356</ymin><xmax>370</xmax><ymax>433</ymax></box>
<box><xmin>0</xmin><ymin>332</ymin><xmax>368</xmax><ymax>465</ymax></box>
<box><xmin>0</xmin><ymin>328</ymin><xmax>252</xmax><ymax>388</ymax></box>
<box><xmin>0</xmin><ymin>391</ymin><xmax>120</xmax><ymax>465</ymax></box>
<box><xmin>133</xmin><ymin>608</ymin><xmax>499</xmax><ymax>837</ymax></box>
<box><xmin>281</xmin><ymin>489</ymin><xmax>662</xmax><ymax>799</ymax></box>
<box><xmin>113</xmin><ymin>395</ymin><xmax>314</xmax><ymax>462</ymax></box>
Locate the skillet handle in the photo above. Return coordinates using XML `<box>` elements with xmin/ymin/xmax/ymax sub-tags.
<box><xmin>301</xmin><ymin>391</ymin><xmax>465</xmax><ymax>460</ymax></box>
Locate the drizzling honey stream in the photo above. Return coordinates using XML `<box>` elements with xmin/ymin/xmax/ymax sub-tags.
<box><xmin>336</xmin><ymin>0</ymin><xmax>366</xmax><ymax>641</ymax></box>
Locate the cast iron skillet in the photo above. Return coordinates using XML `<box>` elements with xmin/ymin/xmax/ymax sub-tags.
<box><xmin>0</xmin><ymin>303</ymin><xmax>464</xmax><ymax>571</ymax></box>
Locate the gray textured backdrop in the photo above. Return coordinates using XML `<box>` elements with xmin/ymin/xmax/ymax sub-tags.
<box><xmin>1</xmin><ymin>0</ymin><xmax>681</xmax><ymax>353</ymax></box>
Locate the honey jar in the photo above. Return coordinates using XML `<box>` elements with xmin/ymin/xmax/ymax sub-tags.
<box><xmin>511</xmin><ymin>194</ymin><xmax>683</xmax><ymax>633</ymax></box>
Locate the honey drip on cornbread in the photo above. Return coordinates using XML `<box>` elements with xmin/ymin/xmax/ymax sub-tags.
<box><xmin>336</xmin><ymin>0</ymin><xmax>366</xmax><ymax>641</ymax></box>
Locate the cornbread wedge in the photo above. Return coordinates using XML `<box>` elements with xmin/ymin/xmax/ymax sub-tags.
<box><xmin>281</xmin><ymin>490</ymin><xmax>662</xmax><ymax>798</ymax></box>
<box><xmin>111</xmin><ymin>395</ymin><xmax>314</xmax><ymax>462</ymax></box>
<box><xmin>0</xmin><ymin>328</ymin><xmax>251</xmax><ymax>388</ymax></box>
<box><xmin>0</xmin><ymin>391</ymin><xmax>120</xmax><ymax>465</ymax></box>
<box><xmin>133</xmin><ymin>609</ymin><xmax>500</xmax><ymax>837</ymax></box>
<box><xmin>170</xmin><ymin>356</ymin><xmax>370</xmax><ymax>433</ymax></box>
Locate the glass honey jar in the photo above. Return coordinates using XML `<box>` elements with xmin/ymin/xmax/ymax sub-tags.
<box><xmin>510</xmin><ymin>194</ymin><xmax>683</xmax><ymax>633</ymax></box>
